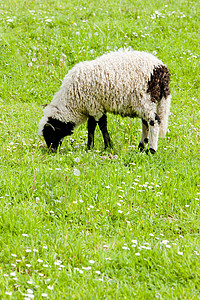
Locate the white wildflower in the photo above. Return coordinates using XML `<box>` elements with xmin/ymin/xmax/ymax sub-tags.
<box><xmin>74</xmin><ymin>157</ymin><xmax>80</xmax><ymax>162</ymax></box>
<box><xmin>122</xmin><ymin>246</ymin><xmax>130</xmax><ymax>250</ymax></box>
<box><xmin>74</xmin><ymin>169</ymin><xmax>80</xmax><ymax>176</ymax></box>
<box><xmin>162</xmin><ymin>240</ymin><xmax>169</xmax><ymax>245</ymax></box>
<box><xmin>59</xmin><ymin>265</ymin><xmax>65</xmax><ymax>269</ymax></box>
<box><xmin>89</xmin><ymin>260</ymin><xmax>95</xmax><ymax>264</ymax></box>
<box><xmin>54</xmin><ymin>260</ymin><xmax>62</xmax><ymax>266</ymax></box>
<box><xmin>132</xmin><ymin>240</ymin><xmax>137</xmax><ymax>244</ymax></box>
<box><xmin>47</xmin><ymin>285</ymin><xmax>54</xmax><ymax>290</ymax></box>
<box><xmin>82</xmin><ymin>266</ymin><xmax>92</xmax><ymax>270</ymax></box>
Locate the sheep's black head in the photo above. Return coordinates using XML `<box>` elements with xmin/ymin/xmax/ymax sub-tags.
<box><xmin>43</xmin><ymin>117</ymin><xmax>75</xmax><ymax>152</ymax></box>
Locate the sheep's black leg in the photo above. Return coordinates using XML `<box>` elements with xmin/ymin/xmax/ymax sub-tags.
<box><xmin>138</xmin><ymin>119</ymin><xmax>149</xmax><ymax>152</ymax></box>
<box><xmin>87</xmin><ymin>116</ymin><xmax>97</xmax><ymax>149</ymax></box>
<box><xmin>98</xmin><ymin>114</ymin><xmax>112</xmax><ymax>149</ymax></box>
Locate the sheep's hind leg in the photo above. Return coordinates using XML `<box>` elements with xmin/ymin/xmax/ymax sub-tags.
<box><xmin>87</xmin><ymin>116</ymin><xmax>97</xmax><ymax>149</ymax></box>
<box><xmin>148</xmin><ymin>114</ymin><xmax>160</xmax><ymax>154</ymax></box>
<box><xmin>138</xmin><ymin>119</ymin><xmax>149</xmax><ymax>152</ymax></box>
<box><xmin>98</xmin><ymin>114</ymin><xmax>112</xmax><ymax>149</ymax></box>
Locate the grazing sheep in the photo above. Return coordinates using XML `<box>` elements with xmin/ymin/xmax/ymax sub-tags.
<box><xmin>38</xmin><ymin>48</ymin><xmax>171</xmax><ymax>153</ymax></box>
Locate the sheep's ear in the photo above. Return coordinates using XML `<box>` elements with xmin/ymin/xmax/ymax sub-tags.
<box><xmin>44</xmin><ymin>123</ymin><xmax>55</xmax><ymax>131</ymax></box>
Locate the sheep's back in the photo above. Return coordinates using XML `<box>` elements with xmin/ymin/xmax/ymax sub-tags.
<box><xmin>61</xmin><ymin>50</ymin><xmax>164</xmax><ymax>118</ymax></box>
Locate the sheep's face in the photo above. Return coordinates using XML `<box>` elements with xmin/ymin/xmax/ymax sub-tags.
<box><xmin>42</xmin><ymin>117</ymin><xmax>75</xmax><ymax>152</ymax></box>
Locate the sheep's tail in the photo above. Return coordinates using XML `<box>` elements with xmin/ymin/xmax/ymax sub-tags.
<box><xmin>157</xmin><ymin>94</ymin><xmax>171</xmax><ymax>138</ymax></box>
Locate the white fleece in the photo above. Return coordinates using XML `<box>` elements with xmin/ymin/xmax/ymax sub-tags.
<box><xmin>38</xmin><ymin>49</ymin><xmax>170</xmax><ymax>141</ymax></box>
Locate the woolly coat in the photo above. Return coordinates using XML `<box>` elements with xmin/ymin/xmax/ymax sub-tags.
<box><xmin>38</xmin><ymin>49</ymin><xmax>170</xmax><ymax>138</ymax></box>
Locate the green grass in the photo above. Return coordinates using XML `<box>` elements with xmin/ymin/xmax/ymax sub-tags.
<box><xmin>0</xmin><ymin>0</ymin><xmax>200</xmax><ymax>299</ymax></box>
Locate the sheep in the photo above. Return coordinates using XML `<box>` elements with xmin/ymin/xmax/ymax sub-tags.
<box><xmin>38</xmin><ymin>48</ymin><xmax>171</xmax><ymax>153</ymax></box>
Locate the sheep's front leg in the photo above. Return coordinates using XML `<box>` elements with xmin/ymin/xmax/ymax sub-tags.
<box><xmin>138</xmin><ymin>119</ymin><xmax>149</xmax><ymax>152</ymax></box>
<box><xmin>98</xmin><ymin>114</ymin><xmax>112</xmax><ymax>149</ymax></box>
<box><xmin>87</xmin><ymin>116</ymin><xmax>97</xmax><ymax>149</ymax></box>
<box><xmin>149</xmin><ymin>114</ymin><xmax>160</xmax><ymax>154</ymax></box>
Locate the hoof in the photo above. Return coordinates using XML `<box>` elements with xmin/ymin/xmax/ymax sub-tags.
<box><xmin>138</xmin><ymin>142</ymin><xmax>145</xmax><ymax>152</ymax></box>
<box><xmin>149</xmin><ymin>148</ymin><xmax>156</xmax><ymax>154</ymax></box>
<box><xmin>145</xmin><ymin>148</ymin><xmax>156</xmax><ymax>155</ymax></box>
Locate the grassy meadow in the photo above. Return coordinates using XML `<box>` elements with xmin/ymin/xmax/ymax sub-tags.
<box><xmin>0</xmin><ymin>0</ymin><xmax>200</xmax><ymax>298</ymax></box>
